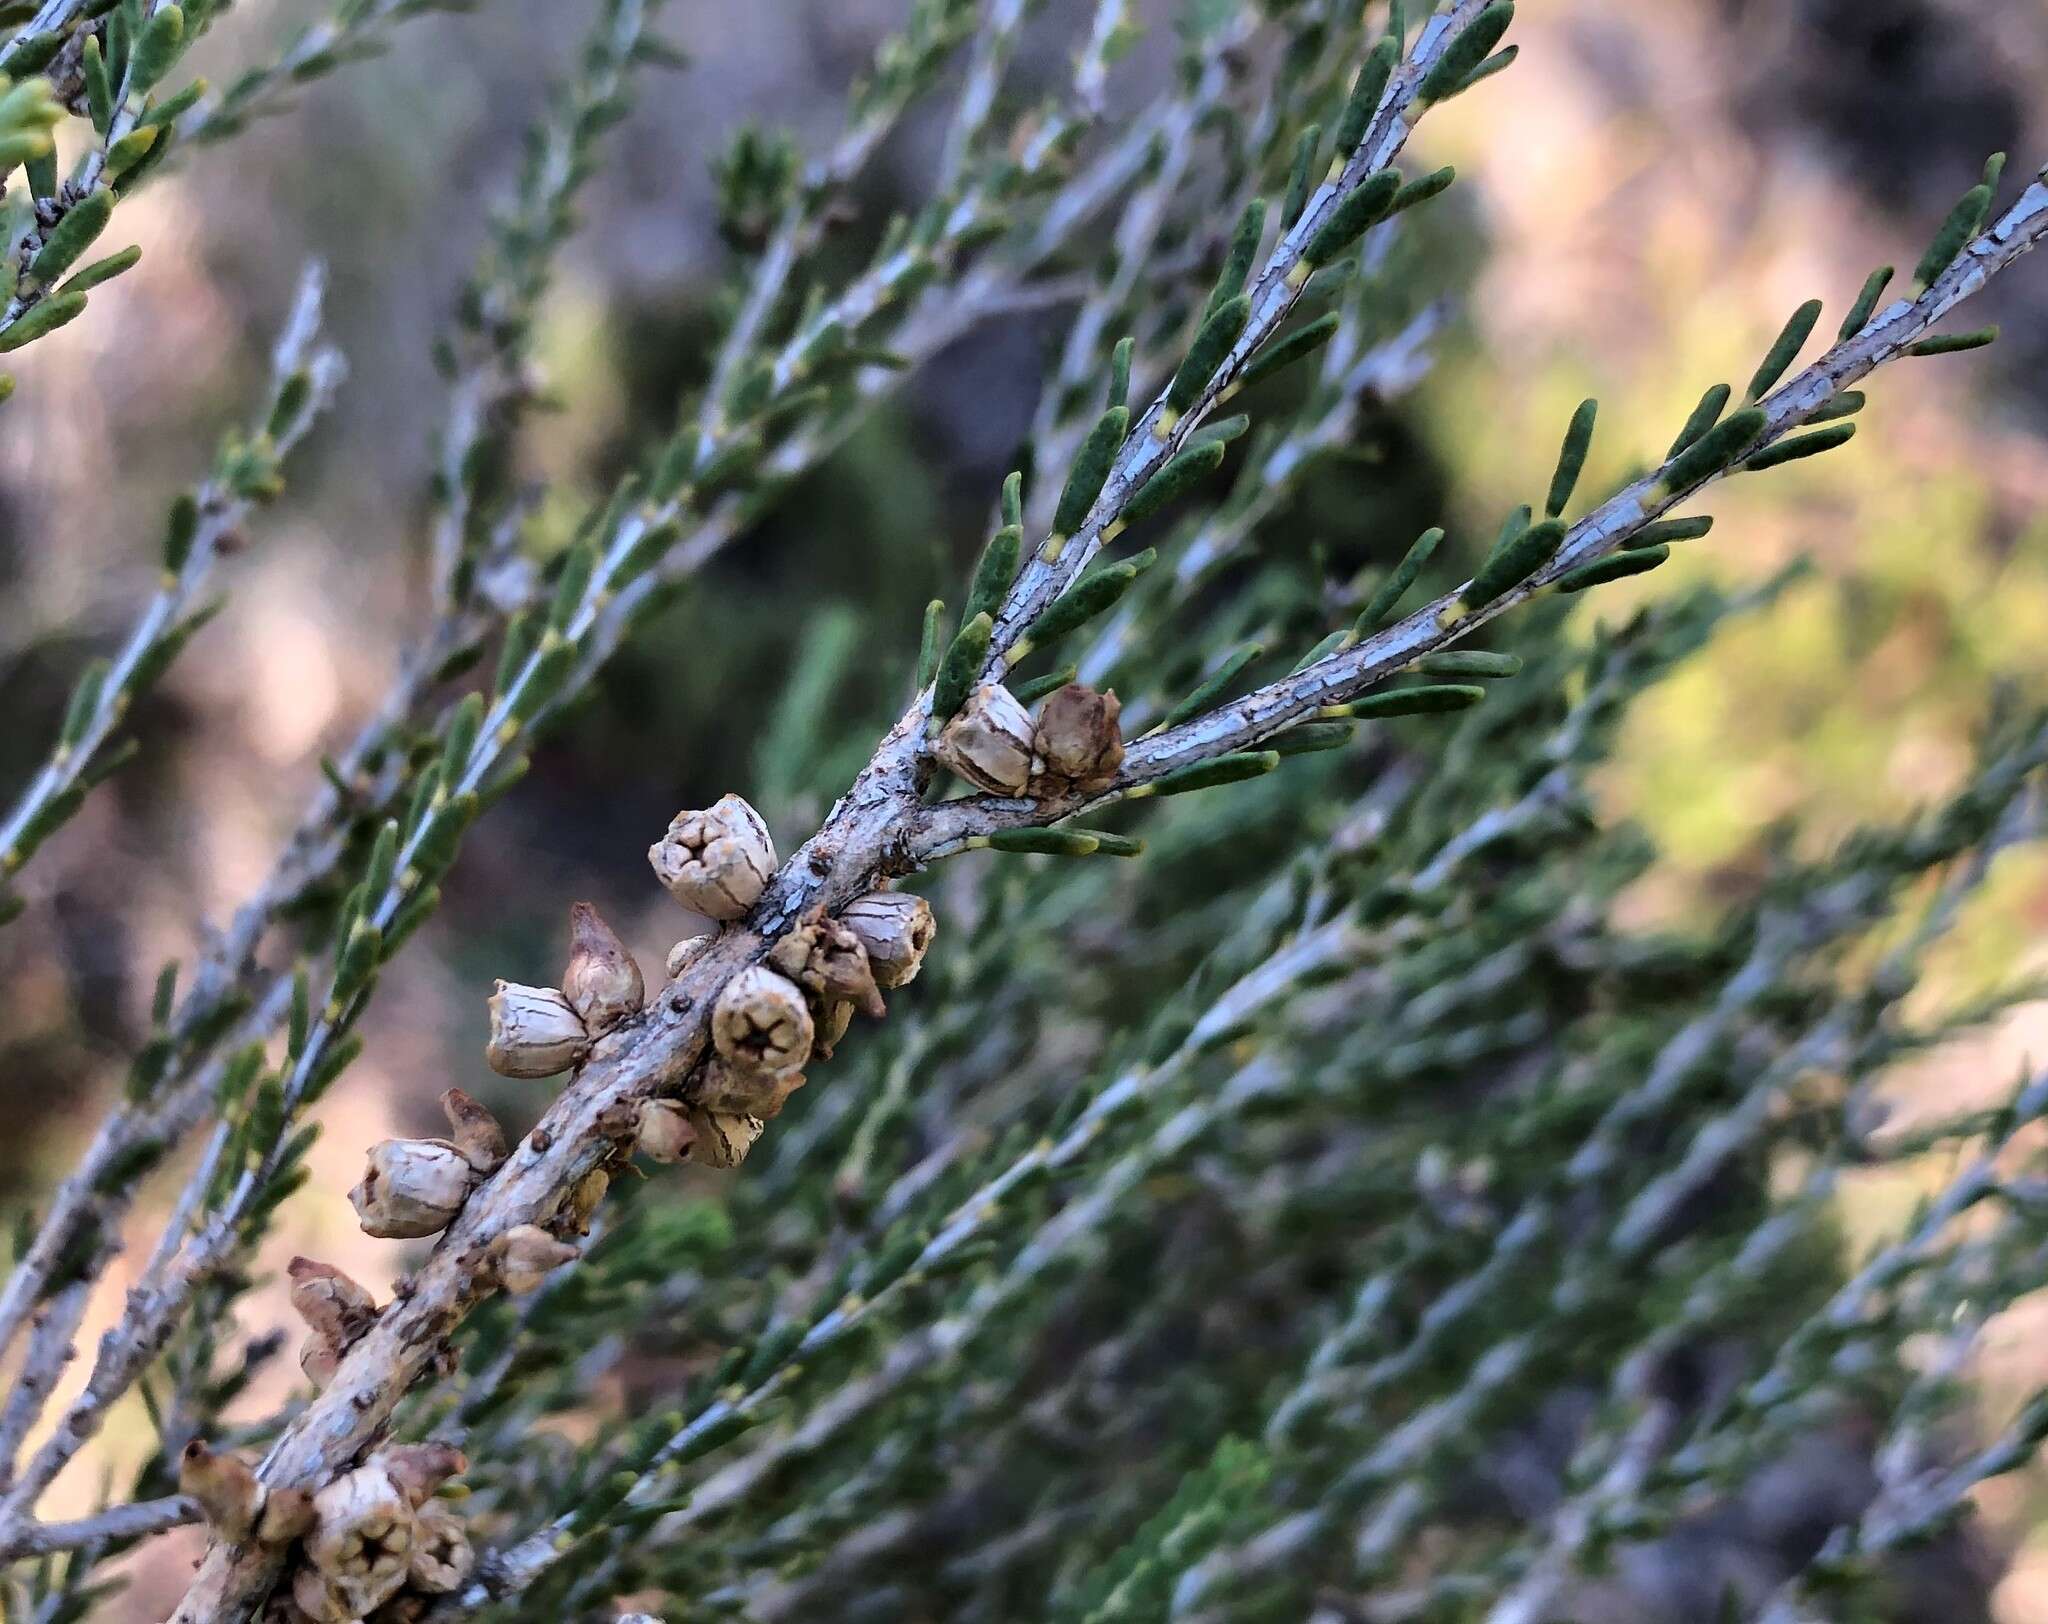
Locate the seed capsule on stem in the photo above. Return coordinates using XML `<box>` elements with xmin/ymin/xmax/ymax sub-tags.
<box><xmin>439</xmin><ymin>1086</ymin><xmax>508</xmax><ymax>1174</ymax></box>
<box><xmin>301</xmin><ymin>1461</ymin><xmax>417</xmax><ymax>1619</ymax></box>
<box><xmin>409</xmin><ymin>1505</ymin><xmax>475</xmax><ymax>1593</ymax></box>
<box><xmin>937</xmin><ymin>683</ymin><xmax>1035</xmax><ymax>794</ymax></box>
<box><xmin>695</xmin><ymin>1056</ymin><xmax>807</xmax><ymax>1120</ymax></box>
<box><xmin>562</xmin><ymin>900</ymin><xmax>644</xmax><ymax>1031</ymax></box>
<box><xmin>687</xmin><ymin>1108</ymin><xmax>766</xmax><ymax>1169</ymax></box>
<box><xmin>840</xmin><ymin>890</ymin><xmax>936</xmax><ymax>988</ymax></box>
<box><xmin>712</xmin><ymin>965</ymin><xmax>814</xmax><ymax>1074</ymax></box>
<box><xmin>768</xmin><ymin>906</ymin><xmax>885</xmax><ymax>1017</ymax></box>
<box><xmin>636</xmin><ymin>1097</ymin><xmax>695</xmax><ymax>1163</ymax></box>
<box><xmin>349</xmin><ymin>1139</ymin><xmax>475</xmax><ymax>1239</ymax></box>
<box><xmin>648</xmin><ymin>793</ymin><xmax>776</xmax><ymax>920</ymax></box>
<box><xmin>1031</xmin><ymin>681</ymin><xmax>1124</xmax><ymax>792</ymax></box>
<box><xmin>491</xmin><ymin>1223</ymin><xmax>579</xmax><ymax>1294</ymax></box>
<box><xmin>485</xmin><ymin>981</ymin><xmax>587</xmax><ymax>1078</ymax></box>
<box><xmin>178</xmin><ymin>1439</ymin><xmax>263</xmax><ymax>1543</ymax></box>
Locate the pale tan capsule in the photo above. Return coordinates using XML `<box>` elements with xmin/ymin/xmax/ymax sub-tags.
<box><xmin>439</xmin><ymin>1086</ymin><xmax>508</xmax><ymax>1174</ymax></box>
<box><xmin>840</xmin><ymin>891</ymin><xmax>936</xmax><ymax>989</ymax></box>
<box><xmin>815</xmin><ymin>997</ymin><xmax>854</xmax><ymax>1060</ymax></box>
<box><xmin>666</xmin><ymin>934</ymin><xmax>713</xmax><ymax>978</ymax></box>
<box><xmin>377</xmin><ymin>1441</ymin><xmax>467</xmax><ymax>1510</ymax></box>
<box><xmin>636</xmin><ymin>1098</ymin><xmax>695</xmax><ymax>1163</ymax></box>
<box><xmin>288</xmin><ymin>1256</ymin><xmax>378</xmax><ymax>1390</ymax></box>
<box><xmin>409</xmin><ymin>1504</ymin><xmax>475</xmax><ymax>1593</ymax></box>
<box><xmin>695</xmin><ymin>1057</ymin><xmax>807</xmax><ymax>1120</ymax></box>
<box><xmin>492</xmin><ymin>1223</ymin><xmax>579</xmax><ymax>1294</ymax></box>
<box><xmin>687</xmin><ymin>1109</ymin><xmax>765</xmax><ymax>1169</ymax></box>
<box><xmin>257</xmin><ymin>1486</ymin><xmax>315</xmax><ymax>1545</ymax></box>
<box><xmin>178</xmin><ymin>1439</ymin><xmax>263</xmax><ymax>1543</ymax></box>
<box><xmin>1031</xmin><ymin>682</ymin><xmax>1124</xmax><ymax>792</ymax></box>
<box><xmin>485</xmin><ymin>981</ymin><xmax>588</xmax><ymax>1078</ymax></box>
<box><xmin>562</xmin><ymin>901</ymin><xmax>644</xmax><ymax>1031</ymax></box>
<box><xmin>349</xmin><ymin>1139</ymin><xmax>475</xmax><ymax>1239</ymax></box>
<box><xmin>304</xmin><ymin>1463</ymin><xmax>416</xmax><ymax>1618</ymax></box>
<box><xmin>767</xmin><ymin>906</ymin><xmax>885</xmax><ymax>1016</ymax></box>
<box><xmin>712</xmin><ymin>965</ymin><xmax>814</xmax><ymax>1074</ymax></box>
<box><xmin>647</xmin><ymin>793</ymin><xmax>777</xmax><ymax>920</ymax></box>
<box><xmin>937</xmin><ymin>683</ymin><xmax>1035</xmax><ymax>794</ymax></box>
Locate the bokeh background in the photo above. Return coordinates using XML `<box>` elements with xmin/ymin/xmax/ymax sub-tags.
<box><xmin>3</xmin><ymin>0</ymin><xmax>2048</xmax><ymax>1615</ymax></box>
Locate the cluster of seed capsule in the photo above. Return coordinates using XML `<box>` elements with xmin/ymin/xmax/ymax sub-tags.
<box><xmin>179</xmin><ymin>712</ymin><xmax>1141</xmax><ymax>1613</ymax></box>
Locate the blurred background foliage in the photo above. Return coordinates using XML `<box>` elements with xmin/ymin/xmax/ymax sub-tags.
<box><xmin>3</xmin><ymin>0</ymin><xmax>2048</xmax><ymax>1615</ymax></box>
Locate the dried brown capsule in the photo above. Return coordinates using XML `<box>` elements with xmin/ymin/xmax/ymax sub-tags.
<box><xmin>568</xmin><ymin>1166</ymin><xmax>609</xmax><ymax>1229</ymax></box>
<box><xmin>815</xmin><ymin>998</ymin><xmax>854</xmax><ymax>1060</ymax></box>
<box><xmin>349</xmin><ymin>1139</ymin><xmax>475</xmax><ymax>1239</ymax></box>
<box><xmin>1032</xmin><ymin>682</ymin><xmax>1124</xmax><ymax>792</ymax></box>
<box><xmin>767</xmin><ymin>906</ymin><xmax>886</xmax><ymax>1017</ymax></box>
<box><xmin>695</xmin><ymin>1057</ymin><xmax>807</xmax><ymax>1120</ymax></box>
<box><xmin>840</xmin><ymin>891</ymin><xmax>936</xmax><ymax>989</ymax></box>
<box><xmin>712</xmin><ymin>965</ymin><xmax>814</xmax><ymax>1074</ymax></box>
<box><xmin>257</xmin><ymin>1486</ymin><xmax>316</xmax><ymax>1545</ymax></box>
<box><xmin>686</xmin><ymin>1109</ymin><xmax>765</xmax><ymax>1169</ymax></box>
<box><xmin>937</xmin><ymin>682</ymin><xmax>1035</xmax><ymax>794</ymax></box>
<box><xmin>304</xmin><ymin>1463</ymin><xmax>416</xmax><ymax>1619</ymax></box>
<box><xmin>485</xmin><ymin>981</ymin><xmax>588</xmax><ymax>1078</ymax></box>
<box><xmin>648</xmin><ymin>793</ymin><xmax>777</xmax><ymax>920</ymax></box>
<box><xmin>377</xmin><ymin>1441</ymin><xmax>468</xmax><ymax>1509</ymax></box>
<box><xmin>666</xmin><ymin>934</ymin><xmax>712</xmax><ymax>979</ymax></box>
<box><xmin>636</xmin><ymin>1098</ymin><xmax>695</xmax><ymax>1163</ymax></box>
<box><xmin>289</xmin><ymin>1256</ymin><xmax>378</xmax><ymax>1343</ymax></box>
<box><xmin>492</xmin><ymin>1223</ymin><xmax>579</xmax><ymax>1294</ymax></box>
<box><xmin>409</xmin><ymin>1504</ymin><xmax>475</xmax><ymax>1594</ymax></box>
<box><xmin>439</xmin><ymin>1087</ymin><xmax>508</xmax><ymax>1174</ymax></box>
<box><xmin>289</xmin><ymin>1256</ymin><xmax>379</xmax><ymax>1390</ymax></box>
<box><xmin>179</xmin><ymin>1439</ymin><xmax>263</xmax><ymax>1543</ymax></box>
<box><xmin>563</xmin><ymin>901</ymin><xmax>644</xmax><ymax>1031</ymax></box>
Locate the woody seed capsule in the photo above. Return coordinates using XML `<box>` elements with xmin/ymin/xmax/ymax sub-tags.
<box><xmin>410</xmin><ymin>1505</ymin><xmax>475</xmax><ymax>1593</ymax></box>
<box><xmin>767</xmin><ymin>906</ymin><xmax>886</xmax><ymax>1016</ymax></box>
<box><xmin>439</xmin><ymin>1086</ymin><xmax>508</xmax><ymax>1174</ymax></box>
<box><xmin>712</xmin><ymin>965</ymin><xmax>814</xmax><ymax>1074</ymax></box>
<box><xmin>492</xmin><ymin>1223</ymin><xmax>579</xmax><ymax>1294</ymax></box>
<box><xmin>562</xmin><ymin>900</ymin><xmax>644</xmax><ymax>1031</ymax></box>
<box><xmin>687</xmin><ymin>1108</ymin><xmax>765</xmax><ymax>1169</ymax></box>
<box><xmin>303</xmin><ymin>1462</ymin><xmax>416</xmax><ymax>1619</ymax></box>
<box><xmin>648</xmin><ymin>793</ymin><xmax>777</xmax><ymax>920</ymax></box>
<box><xmin>937</xmin><ymin>682</ymin><xmax>1035</xmax><ymax>794</ymax></box>
<box><xmin>378</xmin><ymin>1441</ymin><xmax>468</xmax><ymax>1509</ymax></box>
<box><xmin>485</xmin><ymin>980</ymin><xmax>587</xmax><ymax>1078</ymax></box>
<box><xmin>178</xmin><ymin>1439</ymin><xmax>263</xmax><ymax>1543</ymax></box>
<box><xmin>1031</xmin><ymin>682</ymin><xmax>1124</xmax><ymax>792</ymax></box>
<box><xmin>695</xmin><ymin>1057</ymin><xmax>807</xmax><ymax>1120</ymax></box>
<box><xmin>636</xmin><ymin>1097</ymin><xmax>695</xmax><ymax>1163</ymax></box>
<box><xmin>349</xmin><ymin>1139</ymin><xmax>475</xmax><ymax>1239</ymax></box>
<box><xmin>288</xmin><ymin>1256</ymin><xmax>378</xmax><ymax>1389</ymax></box>
<box><xmin>840</xmin><ymin>891</ymin><xmax>936</xmax><ymax>989</ymax></box>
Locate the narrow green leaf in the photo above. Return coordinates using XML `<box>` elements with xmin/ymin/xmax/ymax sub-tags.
<box><xmin>1838</xmin><ymin>266</ymin><xmax>1892</xmax><ymax>340</ymax></box>
<box><xmin>1355</xmin><ymin>526</ymin><xmax>1444</xmax><ymax>631</ymax></box>
<box><xmin>1667</xmin><ymin>383</ymin><xmax>1730</xmax><ymax>459</ymax></box>
<box><xmin>1166</xmin><ymin>295</ymin><xmax>1250</xmax><ymax>413</ymax></box>
<box><xmin>1544</xmin><ymin>398</ymin><xmax>1597</xmax><ymax>517</ymax></box>
<box><xmin>1415</xmin><ymin>1</ymin><xmax>1514</xmax><ymax>105</ymax></box>
<box><xmin>1053</xmin><ymin>406</ymin><xmax>1127</xmax><ymax>539</ymax></box>
<box><xmin>1743</xmin><ymin>422</ymin><xmax>1855</xmax><ymax>472</ymax></box>
<box><xmin>1745</xmin><ymin>299</ymin><xmax>1822</xmax><ymax>402</ymax></box>
<box><xmin>1459</xmin><ymin>518</ymin><xmax>1565</xmax><ymax>612</ymax></box>
<box><xmin>915</xmin><ymin>599</ymin><xmax>945</xmax><ymax>690</ymax></box>
<box><xmin>1301</xmin><ymin>168</ymin><xmax>1399</xmax><ymax>268</ymax></box>
<box><xmin>1555</xmin><ymin>543</ymin><xmax>1669</xmax><ymax>593</ymax></box>
<box><xmin>931</xmin><ymin>612</ymin><xmax>992</xmax><ymax>723</ymax></box>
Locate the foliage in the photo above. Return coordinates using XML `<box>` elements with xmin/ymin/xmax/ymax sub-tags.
<box><xmin>0</xmin><ymin>3</ymin><xmax>2045</xmax><ymax>1622</ymax></box>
